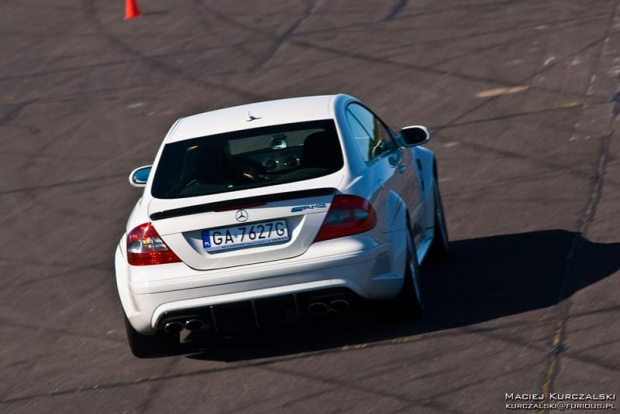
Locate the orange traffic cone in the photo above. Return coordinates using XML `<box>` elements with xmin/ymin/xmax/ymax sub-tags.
<box><xmin>124</xmin><ymin>0</ymin><xmax>141</xmax><ymax>20</ymax></box>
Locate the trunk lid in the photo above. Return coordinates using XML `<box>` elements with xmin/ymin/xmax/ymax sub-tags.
<box><xmin>147</xmin><ymin>179</ymin><xmax>341</xmax><ymax>271</ymax></box>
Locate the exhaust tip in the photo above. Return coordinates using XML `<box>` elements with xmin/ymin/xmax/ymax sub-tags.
<box><xmin>308</xmin><ymin>302</ymin><xmax>330</xmax><ymax>316</ymax></box>
<box><xmin>164</xmin><ymin>321</ymin><xmax>184</xmax><ymax>334</ymax></box>
<box><xmin>330</xmin><ymin>299</ymin><xmax>350</xmax><ymax>312</ymax></box>
<box><xmin>185</xmin><ymin>319</ymin><xmax>205</xmax><ymax>331</ymax></box>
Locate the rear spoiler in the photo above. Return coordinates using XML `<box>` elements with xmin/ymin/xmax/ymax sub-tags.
<box><xmin>150</xmin><ymin>188</ymin><xmax>337</xmax><ymax>220</ymax></box>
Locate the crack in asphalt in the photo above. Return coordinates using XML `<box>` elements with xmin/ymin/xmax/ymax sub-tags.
<box><xmin>534</xmin><ymin>1</ymin><xmax>620</xmax><ymax>411</ymax></box>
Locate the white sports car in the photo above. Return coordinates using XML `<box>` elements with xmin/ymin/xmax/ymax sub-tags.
<box><xmin>116</xmin><ymin>94</ymin><xmax>449</xmax><ymax>357</ymax></box>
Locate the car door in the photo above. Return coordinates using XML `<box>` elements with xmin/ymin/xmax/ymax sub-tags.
<box><xmin>344</xmin><ymin>103</ymin><xmax>423</xmax><ymax>243</ymax></box>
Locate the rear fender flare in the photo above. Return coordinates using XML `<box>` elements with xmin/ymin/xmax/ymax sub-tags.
<box><xmin>385</xmin><ymin>191</ymin><xmax>408</xmax><ymax>279</ymax></box>
<box><xmin>413</xmin><ymin>147</ymin><xmax>436</xmax><ymax>229</ymax></box>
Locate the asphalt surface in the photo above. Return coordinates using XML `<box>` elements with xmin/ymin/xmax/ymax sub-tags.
<box><xmin>1</xmin><ymin>0</ymin><xmax>619</xmax><ymax>413</ymax></box>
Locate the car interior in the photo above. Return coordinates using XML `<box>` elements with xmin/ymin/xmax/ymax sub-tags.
<box><xmin>151</xmin><ymin>121</ymin><xmax>345</xmax><ymax>199</ymax></box>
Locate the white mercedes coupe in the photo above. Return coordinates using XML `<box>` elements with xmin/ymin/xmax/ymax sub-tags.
<box><xmin>116</xmin><ymin>94</ymin><xmax>449</xmax><ymax>357</ymax></box>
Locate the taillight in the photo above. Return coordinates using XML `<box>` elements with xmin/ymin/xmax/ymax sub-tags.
<box><xmin>126</xmin><ymin>222</ymin><xmax>181</xmax><ymax>266</ymax></box>
<box><xmin>314</xmin><ymin>195</ymin><xmax>377</xmax><ymax>242</ymax></box>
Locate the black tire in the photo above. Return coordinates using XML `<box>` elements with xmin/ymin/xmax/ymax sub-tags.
<box><xmin>124</xmin><ymin>314</ymin><xmax>180</xmax><ymax>358</ymax></box>
<box><xmin>426</xmin><ymin>177</ymin><xmax>449</xmax><ymax>262</ymax></box>
<box><xmin>384</xmin><ymin>225</ymin><xmax>424</xmax><ymax>319</ymax></box>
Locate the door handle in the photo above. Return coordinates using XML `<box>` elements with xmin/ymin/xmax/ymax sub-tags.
<box><xmin>396</xmin><ymin>165</ymin><xmax>407</xmax><ymax>174</ymax></box>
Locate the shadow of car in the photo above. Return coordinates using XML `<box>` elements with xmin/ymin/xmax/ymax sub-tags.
<box><xmin>178</xmin><ymin>229</ymin><xmax>620</xmax><ymax>362</ymax></box>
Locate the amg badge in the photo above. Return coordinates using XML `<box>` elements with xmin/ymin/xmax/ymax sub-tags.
<box><xmin>291</xmin><ymin>203</ymin><xmax>327</xmax><ymax>213</ymax></box>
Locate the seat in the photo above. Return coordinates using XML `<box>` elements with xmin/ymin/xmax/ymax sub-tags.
<box><xmin>180</xmin><ymin>145</ymin><xmax>235</xmax><ymax>187</ymax></box>
<box><xmin>301</xmin><ymin>131</ymin><xmax>342</xmax><ymax>169</ymax></box>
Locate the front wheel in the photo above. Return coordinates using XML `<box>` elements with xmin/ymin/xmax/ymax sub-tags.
<box><xmin>384</xmin><ymin>226</ymin><xmax>424</xmax><ymax>319</ymax></box>
<box><xmin>427</xmin><ymin>178</ymin><xmax>449</xmax><ymax>262</ymax></box>
<box><xmin>124</xmin><ymin>314</ymin><xmax>180</xmax><ymax>358</ymax></box>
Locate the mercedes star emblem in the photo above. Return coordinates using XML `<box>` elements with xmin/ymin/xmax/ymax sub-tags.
<box><xmin>235</xmin><ymin>209</ymin><xmax>249</xmax><ymax>222</ymax></box>
<box><xmin>246</xmin><ymin>111</ymin><xmax>261</xmax><ymax>122</ymax></box>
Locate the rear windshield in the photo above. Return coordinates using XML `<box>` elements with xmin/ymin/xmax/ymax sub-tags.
<box><xmin>151</xmin><ymin>120</ymin><xmax>343</xmax><ymax>199</ymax></box>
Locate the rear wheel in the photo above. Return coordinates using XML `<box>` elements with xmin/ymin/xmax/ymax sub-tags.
<box><xmin>385</xmin><ymin>225</ymin><xmax>424</xmax><ymax>319</ymax></box>
<box><xmin>124</xmin><ymin>315</ymin><xmax>180</xmax><ymax>358</ymax></box>
<box><xmin>427</xmin><ymin>178</ymin><xmax>449</xmax><ymax>262</ymax></box>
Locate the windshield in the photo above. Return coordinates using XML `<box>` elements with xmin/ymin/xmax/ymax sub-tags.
<box><xmin>151</xmin><ymin>120</ymin><xmax>343</xmax><ymax>199</ymax></box>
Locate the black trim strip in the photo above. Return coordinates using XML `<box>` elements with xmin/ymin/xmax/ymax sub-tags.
<box><xmin>150</xmin><ymin>188</ymin><xmax>337</xmax><ymax>220</ymax></box>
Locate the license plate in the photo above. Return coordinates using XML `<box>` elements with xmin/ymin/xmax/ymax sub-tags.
<box><xmin>202</xmin><ymin>220</ymin><xmax>289</xmax><ymax>252</ymax></box>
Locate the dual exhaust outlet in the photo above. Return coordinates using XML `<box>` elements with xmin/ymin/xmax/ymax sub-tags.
<box><xmin>308</xmin><ymin>299</ymin><xmax>350</xmax><ymax>316</ymax></box>
<box><xmin>163</xmin><ymin>298</ymin><xmax>352</xmax><ymax>333</ymax></box>
<box><xmin>164</xmin><ymin>319</ymin><xmax>205</xmax><ymax>334</ymax></box>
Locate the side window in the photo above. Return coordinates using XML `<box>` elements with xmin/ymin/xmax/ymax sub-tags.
<box><xmin>345</xmin><ymin>104</ymin><xmax>395</xmax><ymax>162</ymax></box>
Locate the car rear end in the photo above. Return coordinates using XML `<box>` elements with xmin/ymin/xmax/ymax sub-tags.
<box><xmin>116</xmin><ymin>102</ymin><xmax>404</xmax><ymax>338</ymax></box>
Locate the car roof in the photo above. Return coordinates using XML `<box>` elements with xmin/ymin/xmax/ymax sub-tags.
<box><xmin>166</xmin><ymin>94</ymin><xmax>354</xmax><ymax>143</ymax></box>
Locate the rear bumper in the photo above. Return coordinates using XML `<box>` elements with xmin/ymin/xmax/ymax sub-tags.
<box><xmin>116</xmin><ymin>233</ymin><xmax>406</xmax><ymax>334</ymax></box>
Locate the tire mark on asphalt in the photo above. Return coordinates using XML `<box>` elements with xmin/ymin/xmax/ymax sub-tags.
<box><xmin>223</xmin><ymin>365</ymin><xmax>455</xmax><ymax>414</ymax></box>
<box><xmin>563</xmin><ymin>349</ymin><xmax>620</xmax><ymax>372</ymax></box>
<box><xmin>569</xmin><ymin>303</ymin><xmax>620</xmax><ymax>318</ymax></box>
<box><xmin>469</xmin><ymin>319</ymin><xmax>620</xmax><ymax>373</ymax></box>
<box><xmin>0</xmin><ymin>148</ymin><xmax>147</xmax><ymax>163</ymax></box>
<box><xmin>297</xmin><ymin>9</ymin><xmax>442</xmax><ymax>37</ymax></box>
<box><xmin>0</xmin><ymin>41</ymin><xmax>259</xmax><ymax>85</ymax></box>
<box><xmin>0</xmin><ymin>264</ymin><xmax>105</xmax><ymax>292</ymax></box>
<box><xmin>390</xmin><ymin>12</ymin><xmax>608</xmax><ymax>49</ymax></box>
<box><xmin>300</xmin><ymin>5</ymin><xmax>595</xmax><ymax>40</ymax></box>
<box><xmin>0</xmin><ymin>316</ymin><xmax>558</xmax><ymax>406</ymax></box>
<box><xmin>81</xmin><ymin>0</ymin><xmax>267</xmax><ymax>102</ymax></box>
<box><xmin>0</xmin><ymin>100</ymin><xmax>35</xmax><ymax>127</ymax></box>
<box><xmin>0</xmin><ymin>173</ymin><xmax>125</xmax><ymax>196</ymax></box>
<box><xmin>203</xmin><ymin>3</ymin><xmax>607</xmax><ymax>102</ymax></box>
<box><xmin>261</xmin><ymin>360</ymin><xmax>542</xmax><ymax>414</ymax></box>
<box><xmin>421</xmin><ymin>361</ymin><xmax>544</xmax><ymax>402</ymax></box>
<box><xmin>0</xmin><ymin>327</ymin><xmax>477</xmax><ymax>405</ymax></box>
<box><xmin>67</xmin><ymin>2</ymin><xmax>214</xmax><ymax>395</ymax></box>
<box><xmin>428</xmin><ymin>15</ymin><xmax>608</xmax><ymax>69</ymax></box>
<box><xmin>0</xmin><ymin>257</ymin><xmax>108</xmax><ymax>271</ymax></box>
<box><xmin>573</xmin><ymin>336</ymin><xmax>620</xmax><ymax>353</ymax></box>
<box><xmin>1</xmin><ymin>1</ymin><xmax>616</xmax><ymax>410</ymax></box>
<box><xmin>201</xmin><ymin>2</ymin><xmax>516</xmax><ymax>88</ymax></box>
<box><xmin>423</xmin><ymin>31</ymin><xmax>613</xmax><ymax>130</ymax></box>
<box><xmin>432</xmin><ymin>129</ymin><xmax>620</xmax><ymax>188</ymax></box>
<box><xmin>198</xmin><ymin>0</ymin><xmax>321</xmax><ymax>74</ymax></box>
<box><xmin>0</xmin><ymin>317</ymin><xmax>124</xmax><ymax>345</ymax></box>
<box><xmin>1</xmin><ymin>0</ymin><xmax>77</xmax><ymax>11</ymax></box>
<box><xmin>0</xmin><ymin>58</ymin><xmax>146</xmax><ymax>84</ymax></box>
<box><xmin>272</xmin><ymin>349</ymin><xmax>514</xmax><ymax>412</ymax></box>
<box><xmin>376</xmin><ymin>0</ymin><xmax>407</xmax><ymax>23</ymax></box>
<box><xmin>31</xmin><ymin>188</ymin><xmax>124</xmax><ymax>223</ymax></box>
<box><xmin>136</xmin><ymin>358</ymin><xmax>180</xmax><ymax>414</ymax></box>
<box><xmin>249</xmin><ymin>2</ymin><xmax>318</xmax><ymax>72</ymax></box>
<box><xmin>432</xmin><ymin>100</ymin><xmax>602</xmax><ymax>130</ymax></box>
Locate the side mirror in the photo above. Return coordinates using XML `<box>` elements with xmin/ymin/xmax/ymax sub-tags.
<box><xmin>399</xmin><ymin>125</ymin><xmax>431</xmax><ymax>147</ymax></box>
<box><xmin>129</xmin><ymin>165</ymin><xmax>152</xmax><ymax>187</ymax></box>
